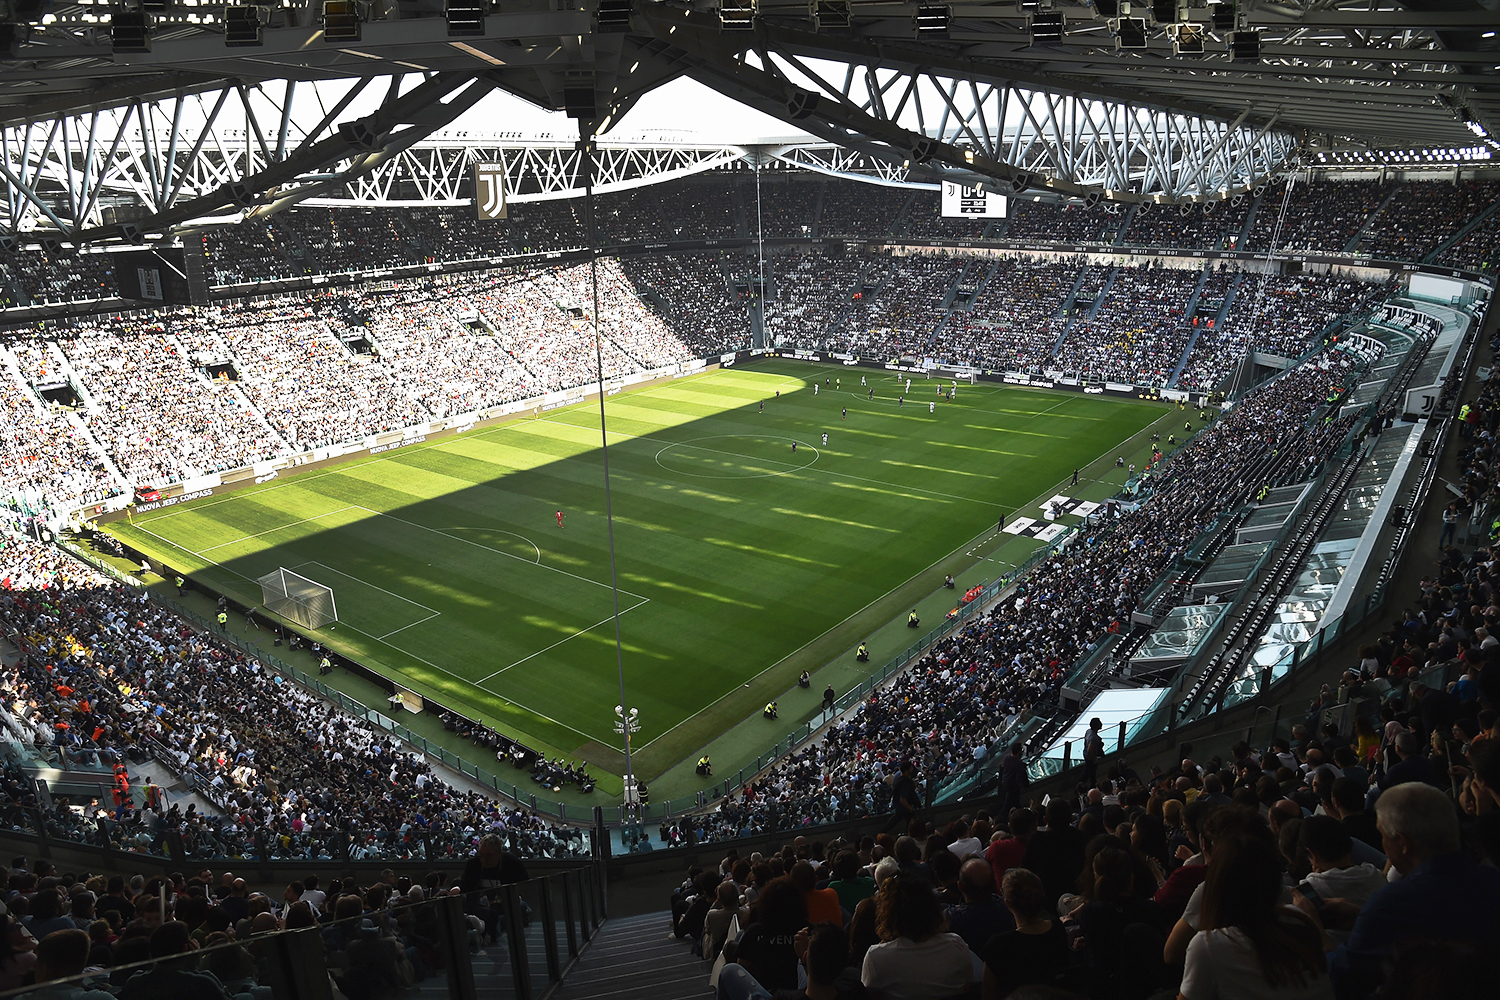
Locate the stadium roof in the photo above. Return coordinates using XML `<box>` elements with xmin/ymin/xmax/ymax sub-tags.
<box><xmin>3</xmin><ymin>1</ymin><xmax>1498</xmax><ymax>243</ymax></box>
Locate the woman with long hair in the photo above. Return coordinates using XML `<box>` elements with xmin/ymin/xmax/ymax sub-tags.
<box><xmin>860</xmin><ymin>873</ymin><xmax>972</xmax><ymax>1000</ymax></box>
<box><xmin>1179</xmin><ymin>835</ymin><xmax>1331</xmax><ymax>1000</ymax></box>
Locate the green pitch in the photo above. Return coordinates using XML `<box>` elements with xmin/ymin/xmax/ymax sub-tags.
<box><xmin>108</xmin><ymin>360</ymin><xmax>1161</xmax><ymax>783</ymax></box>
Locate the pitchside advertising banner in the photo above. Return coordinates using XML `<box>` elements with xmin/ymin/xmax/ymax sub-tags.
<box><xmin>940</xmin><ymin>181</ymin><xmax>1007</xmax><ymax>218</ymax></box>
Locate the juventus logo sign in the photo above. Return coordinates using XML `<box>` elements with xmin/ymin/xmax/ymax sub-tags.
<box><xmin>474</xmin><ymin>163</ymin><xmax>508</xmax><ymax>220</ymax></box>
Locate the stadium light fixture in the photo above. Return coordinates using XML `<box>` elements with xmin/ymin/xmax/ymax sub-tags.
<box><xmin>596</xmin><ymin>0</ymin><xmax>631</xmax><ymax>32</ymax></box>
<box><xmin>0</xmin><ymin>23</ymin><xmax>25</xmax><ymax>59</ymax></box>
<box><xmin>9</xmin><ymin>0</ymin><xmax>45</xmax><ymax>21</ymax></box>
<box><xmin>1151</xmin><ymin>0</ymin><xmax>1179</xmax><ymax>23</ymax></box>
<box><xmin>1093</xmin><ymin>0</ymin><xmax>1119</xmax><ymax>17</ymax></box>
<box><xmin>110</xmin><ymin>10</ymin><xmax>152</xmax><ymax>52</ymax></box>
<box><xmin>222</xmin><ymin>5</ymin><xmax>264</xmax><ymax>47</ymax></box>
<box><xmin>914</xmin><ymin>3</ymin><xmax>949</xmax><ymax>37</ymax></box>
<box><xmin>810</xmin><ymin>0</ymin><xmax>850</xmax><ymax>30</ymax></box>
<box><xmin>1029</xmin><ymin>11</ymin><xmax>1064</xmax><ymax>43</ymax></box>
<box><xmin>1171</xmin><ymin>22</ymin><xmax>1204</xmax><ymax>54</ymax></box>
<box><xmin>719</xmin><ymin>0</ymin><xmax>755</xmax><ymax>30</ymax></box>
<box><xmin>1112</xmin><ymin>16</ymin><xmax>1147</xmax><ymax>49</ymax></box>
<box><xmin>322</xmin><ymin>0</ymin><xmax>364</xmax><ymax>42</ymax></box>
<box><xmin>445</xmin><ymin>0</ymin><xmax>486</xmax><ymax>36</ymax></box>
<box><xmin>1230</xmin><ymin>29</ymin><xmax>1260</xmax><ymax>61</ymax></box>
<box><xmin>1209</xmin><ymin>0</ymin><xmax>1235</xmax><ymax>32</ymax></box>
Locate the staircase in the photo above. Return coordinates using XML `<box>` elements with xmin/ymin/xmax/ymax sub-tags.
<box><xmin>1424</xmin><ymin>199</ymin><xmax>1500</xmax><ymax>263</ymax></box>
<box><xmin>554</xmin><ymin>912</ymin><xmax>707</xmax><ymax>1000</ymax></box>
<box><xmin>1345</xmin><ymin>183</ymin><xmax>1403</xmax><ymax>254</ymax></box>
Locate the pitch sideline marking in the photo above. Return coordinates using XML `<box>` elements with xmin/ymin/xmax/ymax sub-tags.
<box><xmin>472</xmin><ymin>595</ymin><xmax>651</xmax><ymax>684</ymax></box>
<box><xmin>196</xmin><ymin>506</ymin><xmax>362</xmax><ymax>554</ymax></box>
<box><xmin>291</xmin><ymin>559</ymin><xmax>442</xmax><ymax>617</ymax></box>
<box><xmin>350</xmin><ymin>505</ymin><xmax>652</xmax><ymax>604</ymax></box>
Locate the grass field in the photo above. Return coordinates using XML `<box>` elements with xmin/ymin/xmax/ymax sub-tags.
<box><xmin>108</xmin><ymin>360</ymin><xmax>1163</xmax><ymax>784</ymax></box>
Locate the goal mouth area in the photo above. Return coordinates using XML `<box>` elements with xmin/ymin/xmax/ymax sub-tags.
<box><xmin>257</xmin><ymin>567</ymin><xmax>339</xmax><ymax>630</ymax></box>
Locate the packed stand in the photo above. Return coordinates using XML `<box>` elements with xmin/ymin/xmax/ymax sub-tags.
<box><xmin>936</xmin><ymin>257</ymin><xmax>1084</xmax><ymax>371</ymax></box>
<box><xmin>57</xmin><ymin>318</ymin><xmax>285</xmax><ymax>487</ymax></box>
<box><xmin>902</xmin><ymin>192</ymin><xmax>994</xmax><ymax>241</ymax></box>
<box><xmin>505</xmin><ymin>201</ymin><xmax>587</xmax><ymax>254</ymax></box>
<box><xmin>1121</xmin><ymin>200</ymin><xmax>1251</xmax><ymax>251</ymax></box>
<box><xmin>594</xmin><ymin>179</ymin><xmax>741</xmax><ymax>243</ymax></box>
<box><xmin>1176</xmin><ymin>271</ymin><xmax>1389</xmax><ymax>392</ymax></box>
<box><xmin>0</xmin><ymin>358</ymin><xmax>117</xmax><ymax>508</ymax></box>
<box><xmin>1052</xmin><ymin>264</ymin><xmax>1200</xmax><ymax>385</ymax></box>
<box><xmin>749</xmin><ymin>175</ymin><xmax>822</xmax><ymax>240</ymax></box>
<box><xmin>403</xmin><ymin>207</ymin><xmax>514</xmax><ymax>263</ymax></box>
<box><xmin>620</xmin><ymin>254</ymin><xmax>753</xmax><ymax>354</ymax></box>
<box><xmin>199</xmin><ymin>220</ymin><xmax>300</xmax><ymax>286</ymax></box>
<box><xmin>1244</xmin><ymin>179</ymin><xmax>1392</xmax><ymax>255</ymax></box>
<box><xmin>0</xmin><ymin>533</ymin><xmax>591</xmax><ymax>862</ymax></box>
<box><xmin>1</xmin><ymin>249</ymin><xmax>117</xmax><ymax>305</ymax></box>
<box><xmin>669</xmin><ymin>601</ymin><xmax>1493</xmax><ymax>1000</ymax></box>
<box><xmin>1004</xmin><ymin>201</ymin><xmax>1117</xmax><ymax>245</ymax></box>
<box><xmin>275</xmin><ymin>208</ymin><xmax>422</xmax><ymax>274</ymax></box>
<box><xmin>764</xmin><ymin>253</ymin><xmax>868</xmax><ymax>349</ymax></box>
<box><xmin>1359</xmin><ymin>179</ymin><xmax>1500</xmax><ymax>262</ymax></box>
<box><xmin>825</xmin><ymin>255</ymin><xmax>966</xmax><ymax>358</ymax></box>
<box><xmin>1437</xmin><ymin>203</ymin><xmax>1500</xmax><ymax>272</ymax></box>
<box><xmin>689</xmin><ymin>353</ymin><xmax>1362</xmax><ymax>846</ymax></box>
<box><xmin>818</xmin><ymin>185</ymin><xmax>910</xmax><ymax>241</ymax></box>
<box><xmin>0</xmin><ymin>841</ymin><xmax>556</xmax><ymax>1000</ymax></box>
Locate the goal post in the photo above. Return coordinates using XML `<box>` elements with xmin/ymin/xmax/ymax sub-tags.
<box><xmin>257</xmin><ymin>567</ymin><xmax>338</xmax><ymax>630</ymax></box>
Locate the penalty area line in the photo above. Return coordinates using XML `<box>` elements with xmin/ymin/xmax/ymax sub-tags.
<box><xmin>472</xmin><ymin>595</ymin><xmax>651</xmax><ymax>684</ymax></box>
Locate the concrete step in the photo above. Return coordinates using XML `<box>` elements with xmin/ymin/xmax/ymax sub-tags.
<box><xmin>554</xmin><ymin>911</ymin><xmax>710</xmax><ymax>1000</ymax></box>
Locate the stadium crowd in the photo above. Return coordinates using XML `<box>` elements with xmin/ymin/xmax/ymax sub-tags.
<box><xmin>682</xmin><ymin>350</ymin><xmax>1364</xmax><ymax>846</ymax></box>
<box><xmin>1050</xmin><ymin>265</ymin><xmax>1201</xmax><ymax>384</ymax></box>
<box><xmin>0</xmin><ymin>534</ymin><xmax>591</xmax><ymax>864</ymax></box>
<box><xmin>1243</xmin><ymin>179</ymin><xmax>1392</xmax><ymax>256</ymax></box>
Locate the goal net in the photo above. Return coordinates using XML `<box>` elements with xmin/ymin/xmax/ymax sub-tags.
<box><xmin>257</xmin><ymin>568</ymin><xmax>338</xmax><ymax>630</ymax></box>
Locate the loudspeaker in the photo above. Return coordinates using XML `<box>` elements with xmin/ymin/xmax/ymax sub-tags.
<box><xmin>1010</xmin><ymin>172</ymin><xmax>1033</xmax><ymax>193</ymax></box>
<box><xmin>339</xmin><ymin>119</ymin><xmax>384</xmax><ymax>152</ymax></box>
<box><xmin>227</xmin><ymin>181</ymin><xmax>257</xmax><ymax>208</ymax></box>
<box><xmin>909</xmin><ymin>138</ymin><xmax>939</xmax><ymax>164</ymax></box>
<box><xmin>564</xmin><ymin>84</ymin><xmax>596</xmax><ymax>120</ymax></box>
<box><xmin>786</xmin><ymin>89</ymin><xmax>821</xmax><ymax>119</ymax></box>
<box><xmin>115</xmin><ymin>223</ymin><xmax>147</xmax><ymax>244</ymax></box>
<box><xmin>1094</xmin><ymin>0</ymin><xmax>1119</xmax><ymax>16</ymax></box>
<box><xmin>1084</xmin><ymin>192</ymin><xmax>1103</xmax><ymax>209</ymax></box>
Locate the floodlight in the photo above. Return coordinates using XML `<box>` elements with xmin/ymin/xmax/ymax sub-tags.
<box><xmin>719</xmin><ymin>0</ymin><xmax>755</xmax><ymax>29</ymax></box>
<box><xmin>223</xmin><ymin>5</ymin><xmax>264</xmax><ymax>47</ymax></box>
<box><xmin>1030</xmin><ymin>11</ymin><xmax>1064</xmax><ymax>42</ymax></box>
<box><xmin>914</xmin><ymin>3</ymin><xmax>949</xmax><ymax>36</ymax></box>
<box><xmin>1112</xmin><ymin>16</ymin><xmax>1147</xmax><ymax>48</ymax></box>
<box><xmin>811</xmin><ymin>0</ymin><xmax>850</xmax><ymax>30</ymax></box>
<box><xmin>446</xmin><ymin>0</ymin><xmax>486</xmax><ymax>36</ymax></box>
<box><xmin>110</xmin><ymin>10</ymin><xmax>152</xmax><ymax>53</ymax></box>
<box><xmin>597</xmin><ymin>0</ymin><xmax>631</xmax><ymax>32</ymax></box>
<box><xmin>1172</xmin><ymin>22</ymin><xmax>1204</xmax><ymax>54</ymax></box>
<box><xmin>323</xmin><ymin>0</ymin><xmax>363</xmax><ymax>41</ymax></box>
<box><xmin>1230</xmin><ymin>29</ymin><xmax>1260</xmax><ymax>61</ymax></box>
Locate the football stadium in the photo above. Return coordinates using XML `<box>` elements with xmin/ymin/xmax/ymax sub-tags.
<box><xmin>1</xmin><ymin>3</ymin><xmax>1499</xmax><ymax>999</ymax></box>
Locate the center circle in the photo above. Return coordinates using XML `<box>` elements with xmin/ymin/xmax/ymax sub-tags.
<box><xmin>655</xmin><ymin>435</ymin><xmax>820</xmax><ymax>480</ymax></box>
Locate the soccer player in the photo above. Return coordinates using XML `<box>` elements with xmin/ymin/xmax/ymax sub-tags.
<box><xmin>1072</xmin><ymin>468</ymin><xmax>1079</xmax><ymax>486</ymax></box>
<box><xmin>822</xmin><ymin>432</ymin><xmax>828</xmax><ymax>446</ymax></box>
<box><xmin>556</xmin><ymin>509</ymin><xmax>565</xmax><ymax>528</ymax></box>
<box><xmin>929</xmin><ymin>400</ymin><xmax>935</xmax><ymax>414</ymax></box>
<box><xmin>759</xmin><ymin>400</ymin><xmax>763</xmax><ymax>413</ymax></box>
<box><xmin>792</xmin><ymin>441</ymin><xmax>798</xmax><ymax>454</ymax></box>
<box><xmin>861</xmin><ymin>375</ymin><xmax>866</xmax><ymax>386</ymax></box>
<box><xmin>842</xmin><ymin>407</ymin><xmax>847</xmax><ymax>420</ymax></box>
<box><xmin>905</xmin><ymin>378</ymin><xmax>911</xmax><ymax>394</ymax></box>
<box><xmin>814</xmin><ymin>383</ymin><xmax>819</xmax><ymax>395</ymax></box>
<box><xmin>868</xmin><ymin>387</ymin><xmax>874</xmax><ymax>400</ymax></box>
<box><xmin>899</xmin><ymin>395</ymin><xmax>904</xmax><ymax>407</ymax></box>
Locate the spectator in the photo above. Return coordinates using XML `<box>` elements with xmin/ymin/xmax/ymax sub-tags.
<box><xmin>943</xmin><ymin>858</ymin><xmax>1012</xmax><ymax>955</ymax></box>
<box><xmin>859</xmin><ymin>873</ymin><xmax>972</xmax><ymax>1000</ymax></box>
<box><xmin>729</xmin><ymin>877</ymin><xmax>807</xmax><ymax>994</ymax></box>
<box><xmin>1293</xmin><ymin>817</ymin><xmax>1385</xmax><ymax>947</ymax></box>
<box><xmin>116</xmin><ymin>921</ymin><xmax>234</xmax><ymax>1000</ymax></box>
<box><xmin>980</xmin><ymin>868</ymin><xmax>1068</xmax><ymax>1000</ymax></box>
<box><xmin>1182</xmin><ymin>836</ymin><xmax>1330</xmax><ymax>1000</ymax></box>
<box><xmin>19</xmin><ymin>927</ymin><xmax>112</xmax><ymax>1000</ymax></box>
<box><xmin>1324</xmin><ymin>783</ymin><xmax>1500</xmax><ymax>1000</ymax></box>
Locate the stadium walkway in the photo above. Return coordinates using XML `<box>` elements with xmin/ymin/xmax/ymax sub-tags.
<box><xmin>553</xmin><ymin>911</ymin><xmax>708</xmax><ymax>1000</ymax></box>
